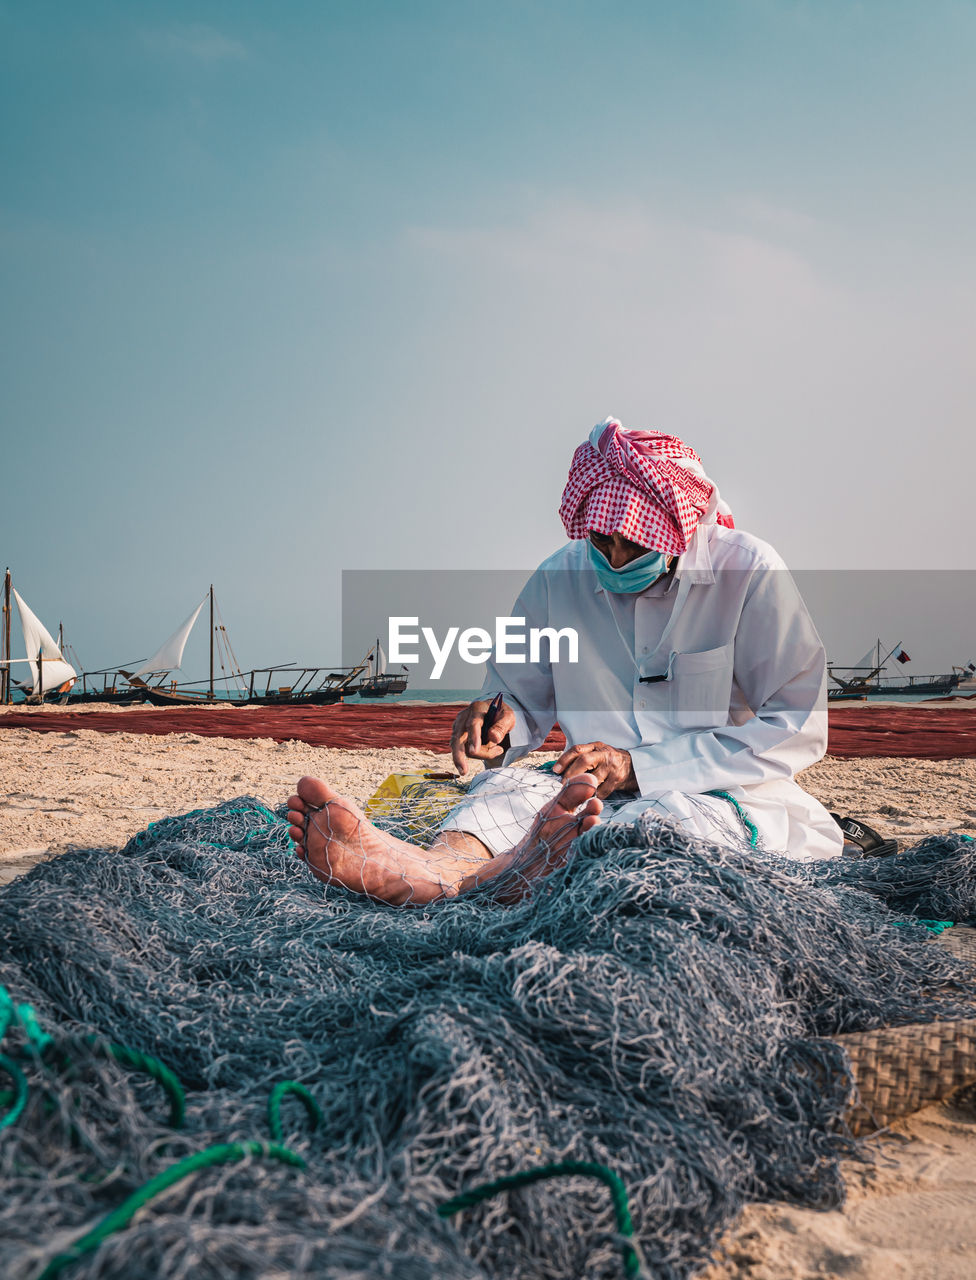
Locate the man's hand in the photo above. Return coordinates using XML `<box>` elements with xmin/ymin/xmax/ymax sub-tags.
<box><xmin>552</xmin><ymin>741</ymin><xmax>637</xmax><ymax>799</ymax></box>
<box><xmin>451</xmin><ymin>698</ymin><xmax>516</xmax><ymax>775</ymax></box>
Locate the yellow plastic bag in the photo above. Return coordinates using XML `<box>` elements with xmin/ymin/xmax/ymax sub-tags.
<box><xmin>365</xmin><ymin>771</ymin><xmax>465</xmax><ymax>840</ymax></box>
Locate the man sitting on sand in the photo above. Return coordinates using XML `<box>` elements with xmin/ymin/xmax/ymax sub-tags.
<box><xmin>288</xmin><ymin>418</ymin><xmax>842</xmax><ymax>905</ymax></box>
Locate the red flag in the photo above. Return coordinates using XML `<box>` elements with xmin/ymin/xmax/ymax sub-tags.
<box><xmin>894</xmin><ymin>647</ymin><xmax>911</xmax><ymax>664</ymax></box>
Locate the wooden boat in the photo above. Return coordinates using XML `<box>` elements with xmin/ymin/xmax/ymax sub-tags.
<box><xmin>829</xmin><ymin>639</ymin><xmax>962</xmax><ymax>699</ymax></box>
<box><xmin>123</xmin><ymin>676</ymin><xmax>226</xmax><ymax>707</ymax></box>
<box><xmin>0</xmin><ymin>570</ymin><xmax>78</xmax><ymax>703</ymax></box>
<box><xmin>869</xmin><ymin>672</ymin><xmax>961</xmax><ymax>696</ymax></box>
<box><xmin>116</xmin><ymin>586</ymin><xmax>253</xmax><ymax>706</ymax></box>
<box><xmin>119</xmin><ymin>591</ymin><xmax>390</xmax><ymax>707</ymax></box>
<box><xmin>353</xmin><ymin>639</ymin><xmax>409</xmax><ymax>698</ymax></box>
<box><xmin>70</xmin><ymin>659</ymin><xmax>153</xmax><ymax>707</ymax></box>
<box><xmin>66</xmin><ymin>676</ymin><xmax>145</xmax><ymax>706</ymax></box>
<box><xmin>127</xmin><ymin>658</ymin><xmax>370</xmax><ymax>711</ymax></box>
<box><xmin>357</xmin><ymin>674</ymin><xmax>408</xmax><ymax>697</ymax></box>
<box><xmin>240</xmin><ymin>664</ymin><xmax>362</xmax><ymax>706</ymax></box>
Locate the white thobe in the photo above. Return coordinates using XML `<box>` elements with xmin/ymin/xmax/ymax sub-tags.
<box><xmin>445</xmin><ymin>526</ymin><xmax>842</xmax><ymax>861</ymax></box>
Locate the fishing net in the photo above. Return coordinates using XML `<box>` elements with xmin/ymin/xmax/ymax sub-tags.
<box><xmin>1</xmin><ymin>783</ymin><xmax>975</xmax><ymax>1280</ymax></box>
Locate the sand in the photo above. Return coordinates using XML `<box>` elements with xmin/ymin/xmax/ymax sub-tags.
<box><xmin>2</xmin><ymin>710</ymin><xmax>975</xmax><ymax>1278</ymax></box>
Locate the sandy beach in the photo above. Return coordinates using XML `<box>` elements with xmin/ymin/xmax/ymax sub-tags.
<box><xmin>2</xmin><ymin>706</ymin><xmax>975</xmax><ymax>1277</ymax></box>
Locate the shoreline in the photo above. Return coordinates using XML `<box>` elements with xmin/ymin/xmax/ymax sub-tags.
<box><xmin>6</xmin><ymin>696</ymin><xmax>975</xmax><ymax>717</ymax></box>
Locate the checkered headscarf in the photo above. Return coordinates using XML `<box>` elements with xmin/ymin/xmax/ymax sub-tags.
<box><xmin>558</xmin><ymin>418</ymin><xmax>734</xmax><ymax>557</ymax></box>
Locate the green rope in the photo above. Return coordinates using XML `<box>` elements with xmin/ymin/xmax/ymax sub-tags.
<box><xmin>1</xmin><ymin>988</ymin><xmax>48</xmax><ymax>1128</ymax></box>
<box><xmin>0</xmin><ymin>986</ymin><xmax>12</xmax><ymax>1041</ymax></box>
<box><xmin>37</xmin><ymin>1141</ymin><xmax>305</xmax><ymax>1280</ymax></box>
<box><xmin>1</xmin><ymin>984</ymin><xmax>315</xmax><ymax>1277</ymax></box>
<box><xmin>80</xmin><ymin>1037</ymin><xmax>186</xmax><ymax>1128</ymax></box>
<box><xmin>0</xmin><ymin>987</ymin><xmax>186</xmax><ymax>1130</ymax></box>
<box><xmin>267</xmin><ymin>1080</ymin><xmax>323</xmax><ymax>1142</ymax></box>
<box><xmin>135</xmin><ymin>802</ymin><xmax>283</xmax><ymax>854</ymax></box>
<box><xmin>242</xmin><ymin>802</ymin><xmax>281</xmax><ymax>825</ymax></box>
<box><xmin>706</xmin><ymin>790</ymin><xmax>759</xmax><ymax>848</ymax></box>
<box><xmin>893</xmin><ymin>918</ymin><xmax>955</xmax><ymax>935</ymax></box>
<box><xmin>439</xmin><ymin>1160</ymin><xmax>643</xmax><ymax>1279</ymax></box>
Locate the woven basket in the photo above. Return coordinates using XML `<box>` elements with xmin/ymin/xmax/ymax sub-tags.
<box><xmin>934</xmin><ymin>924</ymin><xmax>976</xmax><ymax>966</ymax></box>
<box><xmin>835</xmin><ymin>1018</ymin><xmax>976</xmax><ymax>1134</ymax></box>
<box><xmin>834</xmin><ymin>928</ymin><xmax>976</xmax><ymax>1134</ymax></box>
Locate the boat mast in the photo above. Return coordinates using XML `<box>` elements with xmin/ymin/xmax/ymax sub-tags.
<box><xmin>209</xmin><ymin>585</ymin><xmax>214</xmax><ymax>700</ymax></box>
<box><xmin>1</xmin><ymin>569</ymin><xmax>9</xmax><ymax>704</ymax></box>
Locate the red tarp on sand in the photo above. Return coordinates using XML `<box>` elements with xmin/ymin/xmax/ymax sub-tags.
<box><xmin>3</xmin><ymin>703</ymin><xmax>976</xmax><ymax>759</ymax></box>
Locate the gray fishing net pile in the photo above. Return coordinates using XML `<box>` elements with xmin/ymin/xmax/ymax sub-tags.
<box><xmin>2</xmin><ymin>794</ymin><xmax>975</xmax><ymax>1280</ymax></box>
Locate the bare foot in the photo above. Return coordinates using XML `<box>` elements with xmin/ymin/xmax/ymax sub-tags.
<box><xmin>287</xmin><ymin>776</ymin><xmax>448</xmax><ymax>905</ymax></box>
<box><xmin>286</xmin><ymin>772</ymin><xmax>602</xmax><ymax>908</ymax></box>
<box><xmin>457</xmin><ymin>773</ymin><xmax>603</xmax><ymax>902</ymax></box>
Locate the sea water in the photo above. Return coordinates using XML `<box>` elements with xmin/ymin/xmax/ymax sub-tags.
<box><xmin>380</xmin><ymin>690</ymin><xmax>976</xmax><ymax>707</ymax></box>
<box><xmin>356</xmin><ymin>687</ymin><xmax>482</xmax><ymax>705</ymax></box>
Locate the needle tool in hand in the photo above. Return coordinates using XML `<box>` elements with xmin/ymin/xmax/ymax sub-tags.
<box><xmin>481</xmin><ymin>693</ymin><xmax>504</xmax><ymax>747</ymax></box>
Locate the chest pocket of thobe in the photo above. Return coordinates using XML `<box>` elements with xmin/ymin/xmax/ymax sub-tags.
<box><xmin>668</xmin><ymin>643</ymin><xmax>735</xmax><ymax>728</ymax></box>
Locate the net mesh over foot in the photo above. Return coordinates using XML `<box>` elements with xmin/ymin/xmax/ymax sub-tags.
<box><xmin>1</xmin><ymin>794</ymin><xmax>975</xmax><ymax>1280</ymax></box>
<box><xmin>300</xmin><ymin>765</ymin><xmax>767</xmax><ymax>907</ymax></box>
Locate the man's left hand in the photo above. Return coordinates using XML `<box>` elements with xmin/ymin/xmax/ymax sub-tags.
<box><xmin>552</xmin><ymin>742</ymin><xmax>637</xmax><ymax>799</ymax></box>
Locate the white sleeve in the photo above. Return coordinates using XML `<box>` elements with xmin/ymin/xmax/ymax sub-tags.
<box><xmin>629</xmin><ymin>563</ymin><xmax>829</xmax><ymax>798</ymax></box>
<box><xmin>478</xmin><ymin>567</ymin><xmax>558</xmax><ymax>763</ymax></box>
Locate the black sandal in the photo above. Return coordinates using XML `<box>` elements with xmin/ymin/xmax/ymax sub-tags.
<box><xmin>830</xmin><ymin>812</ymin><xmax>899</xmax><ymax>858</ymax></box>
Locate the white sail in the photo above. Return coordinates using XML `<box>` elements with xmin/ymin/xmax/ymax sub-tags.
<box><xmin>364</xmin><ymin>641</ymin><xmax>387</xmax><ymax>678</ymax></box>
<box><xmin>12</xmin><ymin>589</ymin><xmax>78</xmax><ymax>692</ymax></box>
<box><xmin>835</xmin><ymin>645</ymin><xmax>877</xmax><ymax>676</ymax></box>
<box><xmin>129</xmin><ymin>597</ymin><xmax>207</xmax><ymax>680</ymax></box>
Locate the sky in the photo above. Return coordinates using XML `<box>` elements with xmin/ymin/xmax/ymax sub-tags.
<box><xmin>2</xmin><ymin>1</ymin><xmax>974</xmax><ymax>686</ymax></box>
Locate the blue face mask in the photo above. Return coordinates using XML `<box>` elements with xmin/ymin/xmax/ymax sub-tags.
<box><xmin>586</xmin><ymin>540</ymin><xmax>670</xmax><ymax>594</ymax></box>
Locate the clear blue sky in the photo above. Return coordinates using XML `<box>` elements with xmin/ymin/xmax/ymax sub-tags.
<box><xmin>2</xmin><ymin>1</ymin><xmax>974</xmax><ymax>681</ymax></box>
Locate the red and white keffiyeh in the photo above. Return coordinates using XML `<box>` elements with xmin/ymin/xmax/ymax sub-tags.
<box><xmin>559</xmin><ymin>419</ymin><xmax>734</xmax><ymax>563</ymax></box>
